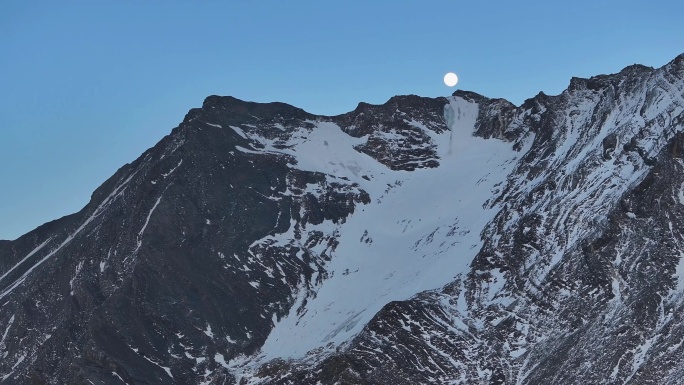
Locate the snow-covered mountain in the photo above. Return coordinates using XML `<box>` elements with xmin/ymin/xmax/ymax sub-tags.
<box><xmin>1</xmin><ymin>53</ymin><xmax>683</xmax><ymax>384</ymax></box>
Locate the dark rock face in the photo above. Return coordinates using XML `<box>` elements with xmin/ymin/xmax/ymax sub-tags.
<box><xmin>332</xmin><ymin>95</ymin><xmax>449</xmax><ymax>171</ymax></box>
<box><xmin>0</xmin><ymin>100</ymin><xmax>369</xmax><ymax>384</ymax></box>
<box><xmin>1</xmin><ymin>53</ymin><xmax>683</xmax><ymax>385</ymax></box>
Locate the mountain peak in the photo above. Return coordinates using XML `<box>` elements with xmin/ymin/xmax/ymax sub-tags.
<box><xmin>451</xmin><ymin>89</ymin><xmax>488</xmax><ymax>102</ymax></box>
<box><xmin>180</xmin><ymin>95</ymin><xmax>314</xmax><ymax>129</ymax></box>
<box><xmin>3</xmin><ymin>53</ymin><xmax>684</xmax><ymax>385</ymax></box>
<box><xmin>201</xmin><ymin>95</ymin><xmax>311</xmax><ymax>119</ymax></box>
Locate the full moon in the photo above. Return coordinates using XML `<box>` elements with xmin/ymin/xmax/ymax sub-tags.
<box><xmin>444</xmin><ymin>72</ymin><xmax>459</xmax><ymax>87</ymax></box>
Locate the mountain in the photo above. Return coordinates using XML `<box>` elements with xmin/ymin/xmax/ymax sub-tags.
<box><xmin>1</xmin><ymin>53</ymin><xmax>683</xmax><ymax>384</ymax></box>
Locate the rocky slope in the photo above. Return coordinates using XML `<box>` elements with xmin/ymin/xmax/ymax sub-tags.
<box><xmin>0</xmin><ymin>53</ymin><xmax>683</xmax><ymax>384</ymax></box>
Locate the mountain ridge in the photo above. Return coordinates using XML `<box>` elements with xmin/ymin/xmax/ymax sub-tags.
<box><xmin>0</xmin><ymin>53</ymin><xmax>683</xmax><ymax>384</ymax></box>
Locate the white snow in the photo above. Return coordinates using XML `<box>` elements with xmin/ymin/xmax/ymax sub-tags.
<box><xmin>627</xmin><ymin>334</ymin><xmax>657</xmax><ymax>382</ymax></box>
<box><xmin>242</xmin><ymin>96</ymin><xmax>525</xmax><ymax>363</ymax></box>
<box><xmin>140</xmin><ymin>355</ymin><xmax>173</xmax><ymax>378</ymax></box>
<box><xmin>133</xmin><ymin>194</ymin><xmax>164</xmax><ymax>254</ymax></box>
<box><xmin>674</xmin><ymin>251</ymin><xmax>684</xmax><ymax>293</ymax></box>
<box><xmin>1</xmin><ymin>353</ymin><xmax>25</xmax><ymax>380</ymax></box>
<box><xmin>230</xmin><ymin>126</ymin><xmax>249</xmax><ymax>139</ymax></box>
<box><xmin>609</xmin><ymin>358</ymin><xmax>622</xmax><ymax>382</ymax></box>
<box><xmin>0</xmin><ymin>238</ymin><xmax>51</xmax><ymax>283</ymax></box>
<box><xmin>0</xmin><ymin>314</ymin><xmax>14</xmax><ymax>346</ymax></box>
<box><xmin>69</xmin><ymin>260</ymin><xmax>84</xmax><ymax>295</ymax></box>
<box><xmin>204</xmin><ymin>324</ymin><xmax>214</xmax><ymax>339</ymax></box>
<box><xmin>161</xmin><ymin>366</ymin><xmax>173</xmax><ymax>378</ymax></box>
<box><xmin>99</xmin><ymin>248</ymin><xmax>112</xmax><ymax>273</ymax></box>
<box><xmin>161</xmin><ymin>159</ymin><xmax>183</xmax><ymax>178</ymax></box>
<box><xmin>510</xmin><ymin>347</ymin><xmax>527</xmax><ymax>358</ymax></box>
<box><xmin>215</xmin><ymin>353</ymin><xmax>229</xmax><ymax>369</ymax></box>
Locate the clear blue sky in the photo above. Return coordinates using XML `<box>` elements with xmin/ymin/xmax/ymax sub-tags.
<box><xmin>1</xmin><ymin>1</ymin><xmax>682</xmax><ymax>240</ymax></box>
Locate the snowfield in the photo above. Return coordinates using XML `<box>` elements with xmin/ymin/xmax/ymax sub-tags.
<box><xmin>229</xmin><ymin>95</ymin><xmax>531</xmax><ymax>372</ymax></box>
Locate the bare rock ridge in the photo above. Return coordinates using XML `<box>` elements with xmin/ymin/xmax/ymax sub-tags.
<box><xmin>0</xmin><ymin>52</ymin><xmax>682</xmax><ymax>384</ymax></box>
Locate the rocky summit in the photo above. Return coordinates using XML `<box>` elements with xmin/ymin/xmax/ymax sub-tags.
<box><xmin>1</xmin><ymin>53</ymin><xmax>684</xmax><ymax>385</ymax></box>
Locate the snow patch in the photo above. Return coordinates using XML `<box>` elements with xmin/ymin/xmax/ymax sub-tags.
<box><xmin>0</xmin><ymin>238</ymin><xmax>51</xmax><ymax>283</ymax></box>
<box><xmin>204</xmin><ymin>324</ymin><xmax>214</xmax><ymax>339</ymax></box>
<box><xmin>162</xmin><ymin>159</ymin><xmax>183</xmax><ymax>178</ymax></box>
<box><xmin>112</xmin><ymin>371</ymin><xmax>129</xmax><ymax>384</ymax></box>
<box><xmin>69</xmin><ymin>260</ymin><xmax>84</xmax><ymax>295</ymax></box>
<box><xmin>230</xmin><ymin>126</ymin><xmax>249</xmax><ymax>139</ymax></box>
<box><xmin>215</xmin><ymin>353</ymin><xmax>229</xmax><ymax>369</ymax></box>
